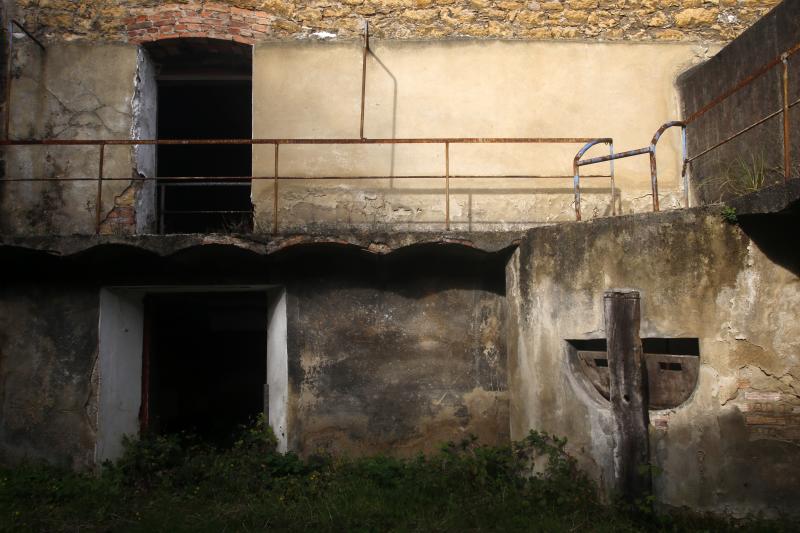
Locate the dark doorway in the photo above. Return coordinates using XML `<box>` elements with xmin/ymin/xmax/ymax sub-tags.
<box><xmin>144</xmin><ymin>38</ymin><xmax>253</xmax><ymax>234</ymax></box>
<box><xmin>143</xmin><ymin>292</ymin><xmax>267</xmax><ymax>445</ymax></box>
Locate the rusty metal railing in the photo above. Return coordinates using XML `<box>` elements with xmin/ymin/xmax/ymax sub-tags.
<box><xmin>575</xmin><ymin>41</ymin><xmax>800</xmax><ymax>218</ymax></box>
<box><xmin>1</xmin><ymin>20</ymin><xmax>615</xmax><ymax>234</ymax></box>
<box><xmin>0</xmin><ymin>137</ymin><xmax>614</xmax><ymax>234</ymax></box>
<box><xmin>574</xmin><ymin>122</ymin><xmax>686</xmax><ymax>220</ymax></box>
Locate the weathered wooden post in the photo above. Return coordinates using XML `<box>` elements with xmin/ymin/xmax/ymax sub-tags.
<box><xmin>604</xmin><ymin>289</ymin><xmax>651</xmax><ymax>503</ymax></box>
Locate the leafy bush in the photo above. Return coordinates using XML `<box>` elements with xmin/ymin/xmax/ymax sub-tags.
<box><xmin>0</xmin><ymin>422</ymin><xmax>795</xmax><ymax>532</ymax></box>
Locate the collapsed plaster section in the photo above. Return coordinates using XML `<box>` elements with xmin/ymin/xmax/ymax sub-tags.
<box><xmin>507</xmin><ymin>206</ymin><xmax>800</xmax><ymax>517</ymax></box>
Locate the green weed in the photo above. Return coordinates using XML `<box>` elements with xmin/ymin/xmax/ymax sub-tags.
<box><xmin>0</xmin><ymin>422</ymin><xmax>794</xmax><ymax>532</ymax></box>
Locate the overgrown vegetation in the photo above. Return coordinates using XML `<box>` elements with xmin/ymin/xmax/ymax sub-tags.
<box><xmin>0</xmin><ymin>418</ymin><xmax>793</xmax><ymax>532</ymax></box>
<box><xmin>702</xmin><ymin>152</ymin><xmax>783</xmax><ymax>201</ymax></box>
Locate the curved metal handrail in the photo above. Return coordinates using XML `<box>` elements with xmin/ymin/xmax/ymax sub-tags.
<box><xmin>572</xmin><ymin>138</ymin><xmax>614</xmax><ymax>221</ymax></box>
<box><xmin>573</xmin><ymin>121</ymin><xmax>689</xmax><ymax>220</ymax></box>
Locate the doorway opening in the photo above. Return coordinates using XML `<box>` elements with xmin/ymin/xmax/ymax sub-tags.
<box><xmin>144</xmin><ymin>38</ymin><xmax>253</xmax><ymax>234</ymax></box>
<box><xmin>142</xmin><ymin>292</ymin><xmax>267</xmax><ymax>445</ymax></box>
<box><xmin>96</xmin><ymin>286</ymin><xmax>288</xmax><ymax>462</ymax></box>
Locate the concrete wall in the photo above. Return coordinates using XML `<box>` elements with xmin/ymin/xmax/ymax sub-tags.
<box><xmin>0</xmin><ymin>283</ymin><xmax>100</xmax><ymax>469</ymax></box>
<box><xmin>1</xmin><ymin>38</ymin><xmax>712</xmax><ymax>234</ymax></box>
<box><xmin>253</xmin><ymin>40</ymin><xmax>710</xmax><ymax>231</ymax></box>
<box><xmin>277</xmin><ymin>246</ymin><xmax>509</xmax><ymax>456</ymax></box>
<box><xmin>0</xmin><ymin>42</ymin><xmax>154</xmax><ymax>235</ymax></box>
<box><xmin>506</xmin><ymin>207</ymin><xmax>800</xmax><ymax>517</ymax></box>
<box><xmin>678</xmin><ymin>0</ymin><xmax>800</xmax><ymax>203</ymax></box>
<box><xmin>0</xmin><ymin>244</ymin><xmax>509</xmax><ymax>464</ymax></box>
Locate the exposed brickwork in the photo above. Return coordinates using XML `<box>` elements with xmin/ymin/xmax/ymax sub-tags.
<box><xmin>99</xmin><ymin>182</ymin><xmax>138</xmax><ymax>235</ymax></box>
<box><xmin>13</xmin><ymin>0</ymin><xmax>781</xmax><ymax>44</ymax></box>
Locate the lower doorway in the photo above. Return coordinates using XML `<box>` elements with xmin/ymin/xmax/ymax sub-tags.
<box><xmin>142</xmin><ymin>292</ymin><xmax>267</xmax><ymax>445</ymax></box>
<box><xmin>96</xmin><ymin>286</ymin><xmax>288</xmax><ymax>462</ymax></box>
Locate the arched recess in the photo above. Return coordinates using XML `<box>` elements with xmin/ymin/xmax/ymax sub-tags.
<box><xmin>141</xmin><ymin>38</ymin><xmax>253</xmax><ymax>234</ymax></box>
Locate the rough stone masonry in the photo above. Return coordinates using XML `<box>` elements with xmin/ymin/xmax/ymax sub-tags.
<box><xmin>12</xmin><ymin>0</ymin><xmax>780</xmax><ymax>44</ymax></box>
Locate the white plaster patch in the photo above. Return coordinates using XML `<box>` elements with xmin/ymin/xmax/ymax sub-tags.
<box><xmin>310</xmin><ymin>31</ymin><xmax>338</xmax><ymax>40</ymax></box>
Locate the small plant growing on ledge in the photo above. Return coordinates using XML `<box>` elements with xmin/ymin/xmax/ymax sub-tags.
<box><xmin>721</xmin><ymin>205</ymin><xmax>738</xmax><ymax>224</ymax></box>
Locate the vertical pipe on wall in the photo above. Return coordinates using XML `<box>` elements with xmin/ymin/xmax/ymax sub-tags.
<box><xmin>359</xmin><ymin>21</ymin><xmax>369</xmax><ymax>140</ymax></box>
<box><xmin>782</xmin><ymin>54</ymin><xmax>791</xmax><ymax>182</ymax></box>
<box><xmin>95</xmin><ymin>143</ymin><xmax>105</xmax><ymax>234</ymax></box>
<box><xmin>4</xmin><ymin>22</ymin><xmax>13</xmax><ymax>140</ymax></box>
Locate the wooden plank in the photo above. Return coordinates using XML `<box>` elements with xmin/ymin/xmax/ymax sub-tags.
<box><xmin>603</xmin><ymin>289</ymin><xmax>651</xmax><ymax>502</ymax></box>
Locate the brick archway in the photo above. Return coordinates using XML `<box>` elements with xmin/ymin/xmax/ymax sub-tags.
<box><xmin>125</xmin><ymin>3</ymin><xmax>271</xmax><ymax>45</ymax></box>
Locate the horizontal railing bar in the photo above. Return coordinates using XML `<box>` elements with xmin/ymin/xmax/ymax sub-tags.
<box><xmin>162</xmin><ymin>210</ymin><xmax>253</xmax><ymax>214</ymax></box>
<box><xmin>0</xmin><ymin>137</ymin><xmax>604</xmax><ymax>146</ymax></box>
<box><xmin>577</xmin><ymin>147</ymin><xmax>650</xmax><ymax>166</ymax></box>
<box><xmin>685</xmin><ymin>40</ymin><xmax>800</xmax><ymax>125</ymax></box>
<box><xmin>2</xmin><ymin>174</ymin><xmax>613</xmax><ymax>182</ymax></box>
<box><xmin>686</xmin><ymin>98</ymin><xmax>800</xmax><ymax>163</ymax></box>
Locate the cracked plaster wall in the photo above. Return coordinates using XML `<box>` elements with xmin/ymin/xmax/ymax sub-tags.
<box><xmin>506</xmin><ymin>208</ymin><xmax>800</xmax><ymax>517</ymax></box>
<box><xmin>0</xmin><ymin>41</ymin><xmax>152</xmax><ymax>235</ymax></box>
<box><xmin>0</xmin><ymin>283</ymin><xmax>100</xmax><ymax>469</ymax></box>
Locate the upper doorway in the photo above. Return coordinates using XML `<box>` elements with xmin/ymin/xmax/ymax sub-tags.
<box><xmin>144</xmin><ymin>38</ymin><xmax>253</xmax><ymax>234</ymax></box>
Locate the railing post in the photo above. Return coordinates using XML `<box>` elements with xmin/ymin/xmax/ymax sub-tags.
<box><xmin>681</xmin><ymin>125</ymin><xmax>689</xmax><ymax>207</ymax></box>
<box><xmin>649</xmin><ymin>147</ymin><xmax>659</xmax><ymax>212</ymax></box>
<box><xmin>444</xmin><ymin>142</ymin><xmax>450</xmax><ymax>231</ymax></box>
<box><xmin>273</xmin><ymin>143</ymin><xmax>279</xmax><ymax>235</ymax></box>
<box><xmin>95</xmin><ymin>143</ymin><xmax>105</xmax><ymax>234</ymax></box>
<box><xmin>609</xmin><ymin>141</ymin><xmax>616</xmax><ymax>216</ymax></box>
<box><xmin>782</xmin><ymin>53</ymin><xmax>791</xmax><ymax>182</ymax></box>
<box><xmin>573</xmin><ymin>160</ymin><xmax>582</xmax><ymax>221</ymax></box>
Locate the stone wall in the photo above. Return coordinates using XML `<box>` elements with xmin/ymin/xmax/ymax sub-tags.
<box><xmin>506</xmin><ymin>199</ymin><xmax>800</xmax><ymax>517</ymax></box>
<box><xmin>11</xmin><ymin>0</ymin><xmax>780</xmax><ymax>44</ymax></box>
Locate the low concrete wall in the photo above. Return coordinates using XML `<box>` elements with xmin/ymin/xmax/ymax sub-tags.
<box><xmin>678</xmin><ymin>0</ymin><xmax>800</xmax><ymax>203</ymax></box>
<box><xmin>506</xmin><ymin>206</ymin><xmax>800</xmax><ymax>517</ymax></box>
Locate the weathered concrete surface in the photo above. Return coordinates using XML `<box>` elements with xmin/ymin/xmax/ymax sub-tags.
<box><xmin>507</xmin><ymin>204</ymin><xmax>800</xmax><ymax>517</ymax></box>
<box><xmin>678</xmin><ymin>0</ymin><xmax>800</xmax><ymax>203</ymax></box>
<box><xmin>0</xmin><ymin>230</ymin><xmax>523</xmax><ymax>260</ymax></box>
<box><xmin>252</xmin><ymin>40</ymin><xmax>713</xmax><ymax>231</ymax></box>
<box><xmin>0</xmin><ymin>239</ymin><xmax>511</xmax><ymax>465</ymax></box>
<box><xmin>0</xmin><ymin>284</ymin><xmax>99</xmax><ymax>468</ymax></box>
<box><xmin>277</xmin><ymin>246</ymin><xmax>509</xmax><ymax>456</ymax></box>
<box><xmin>0</xmin><ymin>42</ymin><xmax>151</xmax><ymax>235</ymax></box>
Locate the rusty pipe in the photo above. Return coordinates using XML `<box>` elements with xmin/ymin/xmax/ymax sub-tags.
<box><xmin>95</xmin><ymin>143</ymin><xmax>105</xmax><ymax>234</ymax></box>
<box><xmin>359</xmin><ymin>21</ymin><xmax>369</xmax><ymax>140</ymax></box>
<box><xmin>783</xmin><ymin>53</ymin><xmax>791</xmax><ymax>182</ymax></box>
